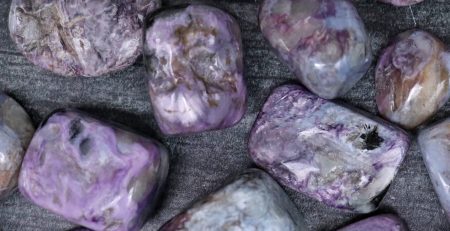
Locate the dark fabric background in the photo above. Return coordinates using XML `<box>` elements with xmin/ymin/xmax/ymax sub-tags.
<box><xmin>0</xmin><ymin>0</ymin><xmax>449</xmax><ymax>230</ymax></box>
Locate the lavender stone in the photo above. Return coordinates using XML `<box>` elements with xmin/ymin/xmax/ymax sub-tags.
<box><xmin>19</xmin><ymin>109</ymin><xmax>169</xmax><ymax>231</ymax></box>
<box><xmin>249</xmin><ymin>85</ymin><xmax>410</xmax><ymax>212</ymax></box>
<box><xmin>9</xmin><ymin>0</ymin><xmax>161</xmax><ymax>77</ymax></box>
<box><xmin>144</xmin><ymin>4</ymin><xmax>246</xmax><ymax>135</ymax></box>
<box><xmin>418</xmin><ymin>118</ymin><xmax>450</xmax><ymax>220</ymax></box>
<box><xmin>378</xmin><ymin>0</ymin><xmax>424</xmax><ymax>6</ymax></box>
<box><xmin>0</xmin><ymin>94</ymin><xmax>34</xmax><ymax>199</ymax></box>
<box><xmin>259</xmin><ymin>0</ymin><xmax>372</xmax><ymax>99</ymax></box>
<box><xmin>376</xmin><ymin>30</ymin><xmax>450</xmax><ymax>129</ymax></box>
<box><xmin>160</xmin><ymin>169</ymin><xmax>306</xmax><ymax>231</ymax></box>
<box><xmin>337</xmin><ymin>214</ymin><xmax>408</xmax><ymax>231</ymax></box>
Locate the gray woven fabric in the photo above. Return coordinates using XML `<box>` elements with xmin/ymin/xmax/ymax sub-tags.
<box><xmin>0</xmin><ymin>0</ymin><xmax>449</xmax><ymax>230</ymax></box>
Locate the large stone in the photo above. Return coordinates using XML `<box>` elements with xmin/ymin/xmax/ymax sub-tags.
<box><xmin>337</xmin><ymin>214</ymin><xmax>407</xmax><ymax>231</ymax></box>
<box><xmin>376</xmin><ymin>30</ymin><xmax>450</xmax><ymax>129</ymax></box>
<box><xmin>259</xmin><ymin>0</ymin><xmax>372</xmax><ymax>99</ymax></box>
<box><xmin>159</xmin><ymin>169</ymin><xmax>306</xmax><ymax>231</ymax></box>
<box><xmin>249</xmin><ymin>85</ymin><xmax>410</xmax><ymax>212</ymax></box>
<box><xmin>9</xmin><ymin>0</ymin><xmax>161</xmax><ymax>77</ymax></box>
<box><xmin>378</xmin><ymin>0</ymin><xmax>424</xmax><ymax>6</ymax></box>
<box><xmin>418</xmin><ymin>118</ymin><xmax>450</xmax><ymax>220</ymax></box>
<box><xmin>19</xmin><ymin>109</ymin><xmax>169</xmax><ymax>231</ymax></box>
<box><xmin>144</xmin><ymin>4</ymin><xmax>246</xmax><ymax>135</ymax></box>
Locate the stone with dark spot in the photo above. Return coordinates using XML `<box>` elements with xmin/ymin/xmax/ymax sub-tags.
<box><xmin>337</xmin><ymin>214</ymin><xmax>408</xmax><ymax>231</ymax></box>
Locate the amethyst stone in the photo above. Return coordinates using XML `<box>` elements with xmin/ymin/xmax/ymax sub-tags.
<box><xmin>337</xmin><ymin>214</ymin><xmax>408</xmax><ymax>231</ymax></box>
<box><xmin>418</xmin><ymin>118</ymin><xmax>450</xmax><ymax>220</ymax></box>
<box><xmin>378</xmin><ymin>0</ymin><xmax>424</xmax><ymax>6</ymax></box>
<box><xmin>9</xmin><ymin>0</ymin><xmax>161</xmax><ymax>77</ymax></box>
<box><xmin>144</xmin><ymin>4</ymin><xmax>246</xmax><ymax>135</ymax></box>
<box><xmin>376</xmin><ymin>30</ymin><xmax>450</xmax><ymax>129</ymax></box>
<box><xmin>160</xmin><ymin>169</ymin><xmax>306</xmax><ymax>231</ymax></box>
<box><xmin>259</xmin><ymin>0</ymin><xmax>372</xmax><ymax>99</ymax></box>
<box><xmin>249</xmin><ymin>85</ymin><xmax>410</xmax><ymax>212</ymax></box>
<box><xmin>19</xmin><ymin>110</ymin><xmax>169</xmax><ymax>231</ymax></box>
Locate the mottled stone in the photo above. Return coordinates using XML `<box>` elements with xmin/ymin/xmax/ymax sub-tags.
<box><xmin>9</xmin><ymin>0</ymin><xmax>161</xmax><ymax>77</ymax></box>
<box><xmin>376</xmin><ymin>30</ymin><xmax>450</xmax><ymax>129</ymax></box>
<box><xmin>378</xmin><ymin>0</ymin><xmax>424</xmax><ymax>6</ymax></box>
<box><xmin>259</xmin><ymin>0</ymin><xmax>372</xmax><ymax>99</ymax></box>
<box><xmin>144</xmin><ymin>4</ymin><xmax>246</xmax><ymax>135</ymax></box>
<box><xmin>338</xmin><ymin>214</ymin><xmax>408</xmax><ymax>231</ymax></box>
<box><xmin>19</xmin><ymin>109</ymin><xmax>169</xmax><ymax>231</ymax></box>
<box><xmin>0</xmin><ymin>94</ymin><xmax>34</xmax><ymax>199</ymax></box>
<box><xmin>418</xmin><ymin>118</ymin><xmax>450</xmax><ymax>220</ymax></box>
<box><xmin>160</xmin><ymin>169</ymin><xmax>306</xmax><ymax>231</ymax></box>
<box><xmin>249</xmin><ymin>85</ymin><xmax>410</xmax><ymax>212</ymax></box>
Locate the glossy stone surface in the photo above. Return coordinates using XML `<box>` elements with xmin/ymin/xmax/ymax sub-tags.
<box><xmin>378</xmin><ymin>0</ymin><xmax>424</xmax><ymax>6</ymax></box>
<box><xmin>144</xmin><ymin>4</ymin><xmax>246</xmax><ymax>135</ymax></box>
<box><xmin>376</xmin><ymin>30</ymin><xmax>450</xmax><ymax>129</ymax></box>
<box><xmin>160</xmin><ymin>169</ymin><xmax>306</xmax><ymax>231</ymax></box>
<box><xmin>418</xmin><ymin>118</ymin><xmax>450</xmax><ymax>220</ymax></box>
<box><xmin>259</xmin><ymin>0</ymin><xmax>372</xmax><ymax>99</ymax></box>
<box><xmin>337</xmin><ymin>214</ymin><xmax>407</xmax><ymax>231</ymax></box>
<box><xmin>19</xmin><ymin>110</ymin><xmax>169</xmax><ymax>231</ymax></box>
<box><xmin>249</xmin><ymin>85</ymin><xmax>410</xmax><ymax>213</ymax></box>
<box><xmin>0</xmin><ymin>94</ymin><xmax>34</xmax><ymax>199</ymax></box>
<box><xmin>9</xmin><ymin>0</ymin><xmax>161</xmax><ymax>77</ymax></box>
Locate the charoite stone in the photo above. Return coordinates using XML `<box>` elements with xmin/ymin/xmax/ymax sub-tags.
<box><xmin>249</xmin><ymin>85</ymin><xmax>410</xmax><ymax>212</ymax></box>
<box><xmin>19</xmin><ymin>109</ymin><xmax>169</xmax><ymax>231</ymax></box>
<box><xmin>160</xmin><ymin>169</ymin><xmax>306</xmax><ymax>231</ymax></box>
<box><xmin>418</xmin><ymin>118</ymin><xmax>450</xmax><ymax>220</ymax></box>
<box><xmin>378</xmin><ymin>0</ymin><xmax>424</xmax><ymax>6</ymax></box>
<box><xmin>337</xmin><ymin>214</ymin><xmax>407</xmax><ymax>231</ymax></box>
<box><xmin>376</xmin><ymin>30</ymin><xmax>450</xmax><ymax>129</ymax></box>
<box><xmin>144</xmin><ymin>4</ymin><xmax>246</xmax><ymax>135</ymax></box>
<box><xmin>259</xmin><ymin>0</ymin><xmax>372</xmax><ymax>99</ymax></box>
<box><xmin>0</xmin><ymin>94</ymin><xmax>34</xmax><ymax>199</ymax></box>
<box><xmin>9</xmin><ymin>0</ymin><xmax>161</xmax><ymax>77</ymax></box>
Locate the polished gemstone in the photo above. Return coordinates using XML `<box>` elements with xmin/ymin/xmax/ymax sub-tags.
<box><xmin>144</xmin><ymin>4</ymin><xmax>246</xmax><ymax>135</ymax></box>
<box><xmin>378</xmin><ymin>0</ymin><xmax>424</xmax><ymax>6</ymax></box>
<box><xmin>337</xmin><ymin>214</ymin><xmax>407</xmax><ymax>231</ymax></box>
<box><xmin>249</xmin><ymin>85</ymin><xmax>410</xmax><ymax>212</ymax></box>
<box><xmin>19</xmin><ymin>109</ymin><xmax>169</xmax><ymax>231</ymax></box>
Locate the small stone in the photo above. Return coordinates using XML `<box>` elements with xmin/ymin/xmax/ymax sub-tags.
<box><xmin>160</xmin><ymin>169</ymin><xmax>306</xmax><ymax>231</ymax></box>
<box><xmin>376</xmin><ymin>30</ymin><xmax>450</xmax><ymax>129</ymax></box>
<box><xmin>144</xmin><ymin>4</ymin><xmax>246</xmax><ymax>135</ymax></box>
<box><xmin>337</xmin><ymin>214</ymin><xmax>408</xmax><ymax>231</ymax></box>
<box><xmin>9</xmin><ymin>0</ymin><xmax>161</xmax><ymax>77</ymax></box>
<box><xmin>259</xmin><ymin>0</ymin><xmax>372</xmax><ymax>99</ymax></box>
<box><xmin>418</xmin><ymin>118</ymin><xmax>450</xmax><ymax>220</ymax></box>
<box><xmin>378</xmin><ymin>0</ymin><xmax>424</xmax><ymax>6</ymax></box>
<box><xmin>0</xmin><ymin>94</ymin><xmax>34</xmax><ymax>199</ymax></box>
<box><xmin>249</xmin><ymin>85</ymin><xmax>410</xmax><ymax>212</ymax></box>
<box><xmin>19</xmin><ymin>109</ymin><xmax>169</xmax><ymax>231</ymax></box>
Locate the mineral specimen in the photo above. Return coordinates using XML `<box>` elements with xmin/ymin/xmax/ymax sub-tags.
<box><xmin>160</xmin><ymin>169</ymin><xmax>306</xmax><ymax>231</ymax></box>
<box><xmin>249</xmin><ymin>85</ymin><xmax>410</xmax><ymax>212</ymax></box>
<box><xmin>337</xmin><ymin>214</ymin><xmax>407</xmax><ymax>231</ymax></box>
<box><xmin>376</xmin><ymin>30</ymin><xmax>450</xmax><ymax>129</ymax></box>
<box><xmin>9</xmin><ymin>0</ymin><xmax>161</xmax><ymax>77</ymax></box>
<box><xmin>0</xmin><ymin>94</ymin><xmax>34</xmax><ymax>199</ymax></box>
<box><xmin>259</xmin><ymin>0</ymin><xmax>372</xmax><ymax>99</ymax></box>
<box><xmin>19</xmin><ymin>109</ymin><xmax>169</xmax><ymax>231</ymax></box>
<box><xmin>418</xmin><ymin>118</ymin><xmax>450</xmax><ymax>220</ymax></box>
<box><xmin>378</xmin><ymin>0</ymin><xmax>424</xmax><ymax>6</ymax></box>
<box><xmin>144</xmin><ymin>4</ymin><xmax>246</xmax><ymax>135</ymax></box>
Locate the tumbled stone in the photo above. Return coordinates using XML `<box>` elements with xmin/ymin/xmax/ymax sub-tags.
<box><xmin>19</xmin><ymin>109</ymin><xmax>169</xmax><ymax>231</ymax></box>
<box><xmin>376</xmin><ymin>30</ymin><xmax>450</xmax><ymax>129</ymax></box>
<box><xmin>160</xmin><ymin>169</ymin><xmax>306</xmax><ymax>231</ymax></box>
<box><xmin>418</xmin><ymin>118</ymin><xmax>450</xmax><ymax>220</ymax></box>
<box><xmin>249</xmin><ymin>85</ymin><xmax>410</xmax><ymax>212</ymax></box>
<box><xmin>378</xmin><ymin>0</ymin><xmax>424</xmax><ymax>6</ymax></box>
<box><xmin>9</xmin><ymin>0</ymin><xmax>161</xmax><ymax>77</ymax></box>
<box><xmin>259</xmin><ymin>0</ymin><xmax>372</xmax><ymax>99</ymax></box>
<box><xmin>0</xmin><ymin>94</ymin><xmax>34</xmax><ymax>199</ymax></box>
<box><xmin>144</xmin><ymin>4</ymin><xmax>246</xmax><ymax>135</ymax></box>
<box><xmin>337</xmin><ymin>214</ymin><xmax>407</xmax><ymax>231</ymax></box>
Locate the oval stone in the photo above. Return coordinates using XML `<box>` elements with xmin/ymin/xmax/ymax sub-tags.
<box><xmin>378</xmin><ymin>0</ymin><xmax>424</xmax><ymax>6</ymax></box>
<box><xmin>337</xmin><ymin>214</ymin><xmax>407</xmax><ymax>231</ymax></box>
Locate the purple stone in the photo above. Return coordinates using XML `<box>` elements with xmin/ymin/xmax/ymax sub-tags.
<box><xmin>378</xmin><ymin>0</ymin><xmax>424</xmax><ymax>6</ymax></box>
<box><xmin>248</xmin><ymin>85</ymin><xmax>410</xmax><ymax>212</ymax></box>
<box><xmin>418</xmin><ymin>118</ymin><xmax>450</xmax><ymax>220</ymax></box>
<box><xmin>9</xmin><ymin>0</ymin><xmax>161</xmax><ymax>77</ymax></box>
<box><xmin>259</xmin><ymin>0</ymin><xmax>372</xmax><ymax>99</ymax></box>
<box><xmin>144</xmin><ymin>4</ymin><xmax>246</xmax><ymax>135</ymax></box>
<box><xmin>160</xmin><ymin>169</ymin><xmax>306</xmax><ymax>230</ymax></box>
<box><xmin>376</xmin><ymin>30</ymin><xmax>450</xmax><ymax>129</ymax></box>
<box><xmin>337</xmin><ymin>214</ymin><xmax>408</xmax><ymax>231</ymax></box>
<box><xmin>19</xmin><ymin>109</ymin><xmax>169</xmax><ymax>231</ymax></box>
